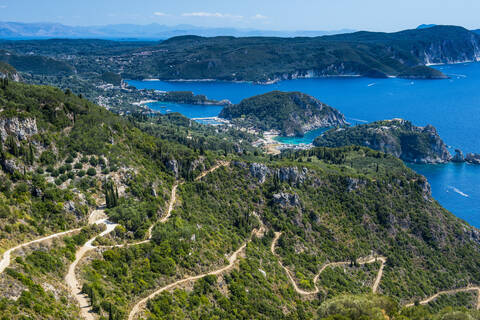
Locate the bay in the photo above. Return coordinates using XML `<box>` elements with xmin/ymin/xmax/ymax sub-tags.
<box><xmin>127</xmin><ymin>62</ymin><xmax>480</xmax><ymax>226</ymax></box>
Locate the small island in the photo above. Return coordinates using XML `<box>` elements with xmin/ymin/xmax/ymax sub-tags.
<box><xmin>313</xmin><ymin>119</ymin><xmax>452</xmax><ymax>164</ymax></box>
<box><xmin>219</xmin><ymin>91</ymin><xmax>347</xmax><ymax>137</ymax></box>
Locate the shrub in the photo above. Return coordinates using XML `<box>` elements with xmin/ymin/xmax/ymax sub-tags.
<box><xmin>87</xmin><ymin>168</ymin><xmax>96</xmax><ymax>176</ymax></box>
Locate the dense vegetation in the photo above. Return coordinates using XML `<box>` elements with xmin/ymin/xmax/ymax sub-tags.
<box><xmin>397</xmin><ymin>66</ymin><xmax>449</xmax><ymax>79</ymax></box>
<box><xmin>219</xmin><ymin>91</ymin><xmax>346</xmax><ymax>136</ymax></box>
<box><xmin>313</xmin><ymin>119</ymin><xmax>452</xmax><ymax>163</ymax></box>
<box><xmin>1</xmin><ymin>81</ymin><xmax>480</xmax><ymax>320</ymax></box>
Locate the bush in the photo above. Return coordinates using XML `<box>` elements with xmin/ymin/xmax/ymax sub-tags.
<box><xmin>77</xmin><ymin>170</ymin><xmax>86</xmax><ymax>177</ymax></box>
<box><xmin>89</xmin><ymin>157</ymin><xmax>98</xmax><ymax>166</ymax></box>
<box><xmin>74</xmin><ymin>162</ymin><xmax>83</xmax><ymax>169</ymax></box>
<box><xmin>87</xmin><ymin>168</ymin><xmax>96</xmax><ymax>176</ymax></box>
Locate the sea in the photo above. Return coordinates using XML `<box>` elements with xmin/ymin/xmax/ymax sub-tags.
<box><xmin>127</xmin><ymin>62</ymin><xmax>480</xmax><ymax>227</ymax></box>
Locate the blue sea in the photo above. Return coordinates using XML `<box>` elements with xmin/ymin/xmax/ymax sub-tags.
<box><xmin>127</xmin><ymin>62</ymin><xmax>480</xmax><ymax>227</ymax></box>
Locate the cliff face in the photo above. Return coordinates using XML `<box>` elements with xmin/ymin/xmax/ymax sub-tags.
<box><xmin>0</xmin><ymin>117</ymin><xmax>38</xmax><ymax>142</ymax></box>
<box><xmin>219</xmin><ymin>91</ymin><xmax>347</xmax><ymax>136</ymax></box>
<box><xmin>0</xmin><ymin>62</ymin><xmax>20</xmax><ymax>81</ymax></box>
<box><xmin>313</xmin><ymin>119</ymin><xmax>452</xmax><ymax>164</ymax></box>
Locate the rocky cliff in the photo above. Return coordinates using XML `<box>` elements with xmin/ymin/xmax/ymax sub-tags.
<box><xmin>0</xmin><ymin>117</ymin><xmax>38</xmax><ymax>142</ymax></box>
<box><xmin>313</xmin><ymin>119</ymin><xmax>452</xmax><ymax>164</ymax></box>
<box><xmin>219</xmin><ymin>91</ymin><xmax>347</xmax><ymax>136</ymax></box>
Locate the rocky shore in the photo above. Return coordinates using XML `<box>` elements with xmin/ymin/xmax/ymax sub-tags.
<box><xmin>451</xmin><ymin>149</ymin><xmax>480</xmax><ymax>164</ymax></box>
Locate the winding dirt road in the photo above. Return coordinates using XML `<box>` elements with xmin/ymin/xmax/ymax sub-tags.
<box><xmin>405</xmin><ymin>286</ymin><xmax>480</xmax><ymax>309</ymax></box>
<box><xmin>128</xmin><ymin>220</ymin><xmax>265</xmax><ymax>320</ymax></box>
<box><xmin>65</xmin><ymin>213</ymin><xmax>118</xmax><ymax>320</ymax></box>
<box><xmin>0</xmin><ymin>227</ymin><xmax>83</xmax><ymax>274</ymax></box>
<box><xmin>271</xmin><ymin>232</ymin><xmax>387</xmax><ymax>295</ymax></box>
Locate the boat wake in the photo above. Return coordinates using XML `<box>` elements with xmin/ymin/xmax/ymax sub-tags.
<box><xmin>448</xmin><ymin>186</ymin><xmax>469</xmax><ymax>198</ymax></box>
<box><xmin>367</xmin><ymin>83</ymin><xmax>376</xmax><ymax>87</ymax></box>
<box><xmin>348</xmin><ymin>117</ymin><xmax>369</xmax><ymax>123</ymax></box>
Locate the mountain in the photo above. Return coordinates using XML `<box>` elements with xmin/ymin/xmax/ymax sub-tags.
<box><xmin>219</xmin><ymin>91</ymin><xmax>347</xmax><ymax>136</ymax></box>
<box><xmin>0</xmin><ymin>21</ymin><xmax>354</xmax><ymax>39</ymax></box>
<box><xmin>313</xmin><ymin>119</ymin><xmax>452</xmax><ymax>163</ymax></box>
<box><xmin>1</xmin><ymin>25</ymin><xmax>479</xmax><ymax>86</ymax></box>
<box><xmin>114</xmin><ymin>25</ymin><xmax>478</xmax><ymax>82</ymax></box>
<box><xmin>1</xmin><ymin>81</ymin><xmax>480</xmax><ymax>320</ymax></box>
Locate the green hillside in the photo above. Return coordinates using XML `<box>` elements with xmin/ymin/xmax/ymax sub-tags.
<box><xmin>0</xmin><ymin>82</ymin><xmax>480</xmax><ymax>320</ymax></box>
<box><xmin>219</xmin><ymin>91</ymin><xmax>347</xmax><ymax>136</ymax></box>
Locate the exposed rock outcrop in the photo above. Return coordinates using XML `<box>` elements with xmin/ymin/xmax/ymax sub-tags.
<box><xmin>452</xmin><ymin>149</ymin><xmax>465</xmax><ymax>162</ymax></box>
<box><xmin>2</xmin><ymin>159</ymin><xmax>19</xmax><ymax>174</ymax></box>
<box><xmin>273</xmin><ymin>192</ymin><xmax>300</xmax><ymax>207</ymax></box>
<box><xmin>166</xmin><ymin>159</ymin><xmax>179</xmax><ymax>178</ymax></box>
<box><xmin>277</xmin><ymin>167</ymin><xmax>308</xmax><ymax>185</ymax></box>
<box><xmin>314</xmin><ymin>119</ymin><xmax>452</xmax><ymax>164</ymax></box>
<box><xmin>0</xmin><ymin>117</ymin><xmax>38</xmax><ymax>142</ymax></box>
<box><xmin>466</xmin><ymin>153</ymin><xmax>480</xmax><ymax>164</ymax></box>
<box><xmin>249</xmin><ymin>163</ymin><xmax>270</xmax><ymax>183</ymax></box>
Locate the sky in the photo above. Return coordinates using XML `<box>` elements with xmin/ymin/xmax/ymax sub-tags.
<box><xmin>1</xmin><ymin>0</ymin><xmax>480</xmax><ymax>32</ymax></box>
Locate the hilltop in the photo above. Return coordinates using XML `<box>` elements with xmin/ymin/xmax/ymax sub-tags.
<box><xmin>313</xmin><ymin>119</ymin><xmax>452</xmax><ymax>163</ymax></box>
<box><xmin>219</xmin><ymin>91</ymin><xmax>347</xmax><ymax>136</ymax></box>
<box><xmin>115</xmin><ymin>25</ymin><xmax>476</xmax><ymax>82</ymax></box>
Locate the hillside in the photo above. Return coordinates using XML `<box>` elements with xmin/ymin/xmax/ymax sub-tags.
<box><xmin>0</xmin><ymin>62</ymin><xmax>20</xmax><ymax>81</ymax></box>
<box><xmin>1</xmin><ymin>82</ymin><xmax>480</xmax><ymax>320</ymax></box>
<box><xmin>219</xmin><ymin>91</ymin><xmax>347</xmax><ymax>136</ymax></box>
<box><xmin>398</xmin><ymin>65</ymin><xmax>449</xmax><ymax>79</ymax></box>
<box><xmin>115</xmin><ymin>25</ymin><xmax>477</xmax><ymax>82</ymax></box>
<box><xmin>0</xmin><ymin>50</ymin><xmax>75</xmax><ymax>76</ymax></box>
<box><xmin>313</xmin><ymin>119</ymin><xmax>452</xmax><ymax>163</ymax></box>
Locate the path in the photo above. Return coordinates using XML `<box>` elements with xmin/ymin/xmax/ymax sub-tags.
<box><xmin>98</xmin><ymin>161</ymin><xmax>229</xmax><ymax>250</ymax></box>
<box><xmin>0</xmin><ymin>227</ymin><xmax>83</xmax><ymax>274</ymax></box>
<box><xmin>128</xmin><ymin>219</ymin><xmax>265</xmax><ymax>320</ymax></box>
<box><xmin>65</xmin><ymin>214</ymin><xmax>118</xmax><ymax>320</ymax></box>
<box><xmin>405</xmin><ymin>286</ymin><xmax>480</xmax><ymax>309</ymax></box>
<box><xmin>271</xmin><ymin>232</ymin><xmax>387</xmax><ymax>295</ymax></box>
<box><xmin>194</xmin><ymin>161</ymin><xmax>229</xmax><ymax>181</ymax></box>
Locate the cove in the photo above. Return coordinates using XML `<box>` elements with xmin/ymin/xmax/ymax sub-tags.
<box><xmin>127</xmin><ymin>62</ymin><xmax>480</xmax><ymax>227</ymax></box>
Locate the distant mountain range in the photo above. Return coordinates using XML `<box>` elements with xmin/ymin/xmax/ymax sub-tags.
<box><xmin>0</xmin><ymin>21</ymin><xmax>355</xmax><ymax>39</ymax></box>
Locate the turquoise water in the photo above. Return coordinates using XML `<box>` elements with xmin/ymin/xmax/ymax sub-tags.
<box><xmin>127</xmin><ymin>62</ymin><xmax>480</xmax><ymax>227</ymax></box>
<box><xmin>274</xmin><ymin>128</ymin><xmax>330</xmax><ymax>145</ymax></box>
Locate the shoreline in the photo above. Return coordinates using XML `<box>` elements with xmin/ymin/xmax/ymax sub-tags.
<box><xmin>125</xmin><ymin>63</ymin><xmax>478</xmax><ymax>86</ymax></box>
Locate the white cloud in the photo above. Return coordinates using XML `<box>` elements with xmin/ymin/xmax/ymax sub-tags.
<box><xmin>252</xmin><ymin>14</ymin><xmax>267</xmax><ymax>19</ymax></box>
<box><xmin>182</xmin><ymin>12</ymin><xmax>243</xmax><ymax>19</ymax></box>
<box><xmin>154</xmin><ymin>12</ymin><xmax>167</xmax><ymax>17</ymax></box>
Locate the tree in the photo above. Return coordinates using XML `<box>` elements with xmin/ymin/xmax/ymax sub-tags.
<box><xmin>87</xmin><ymin>167</ymin><xmax>96</xmax><ymax>176</ymax></box>
<box><xmin>104</xmin><ymin>179</ymin><xmax>119</xmax><ymax>208</ymax></box>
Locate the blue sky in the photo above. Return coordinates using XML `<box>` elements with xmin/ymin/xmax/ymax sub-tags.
<box><xmin>1</xmin><ymin>0</ymin><xmax>480</xmax><ymax>31</ymax></box>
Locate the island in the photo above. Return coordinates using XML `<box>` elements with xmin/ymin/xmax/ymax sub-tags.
<box><xmin>219</xmin><ymin>91</ymin><xmax>347</xmax><ymax>137</ymax></box>
<box><xmin>313</xmin><ymin>119</ymin><xmax>452</xmax><ymax>164</ymax></box>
